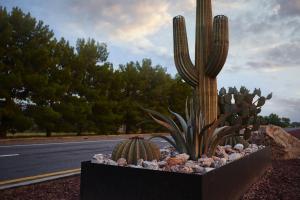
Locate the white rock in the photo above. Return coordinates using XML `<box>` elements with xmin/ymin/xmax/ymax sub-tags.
<box><xmin>170</xmin><ymin>165</ymin><xmax>180</xmax><ymax>172</ymax></box>
<box><xmin>127</xmin><ymin>164</ymin><xmax>143</xmax><ymax>168</ymax></box>
<box><xmin>234</xmin><ymin>144</ymin><xmax>244</xmax><ymax>151</ymax></box>
<box><xmin>142</xmin><ymin>160</ymin><xmax>159</xmax><ymax>170</ymax></box>
<box><xmin>105</xmin><ymin>159</ymin><xmax>118</xmax><ymax>166</ymax></box>
<box><xmin>204</xmin><ymin>167</ymin><xmax>215</xmax><ymax>173</ymax></box>
<box><xmin>117</xmin><ymin>158</ymin><xmax>127</xmax><ymax>166</ymax></box>
<box><xmin>211</xmin><ymin>157</ymin><xmax>227</xmax><ymax>168</ymax></box>
<box><xmin>228</xmin><ymin>153</ymin><xmax>242</xmax><ymax>161</ymax></box>
<box><xmin>224</xmin><ymin>145</ymin><xmax>232</xmax><ymax>149</ymax></box>
<box><xmin>158</xmin><ymin>161</ymin><xmax>167</xmax><ymax>168</ymax></box>
<box><xmin>249</xmin><ymin>144</ymin><xmax>259</xmax><ymax>151</ymax></box>
<box><xmin>198</xmin><ymin>157</ymin><xmax>214</xmax><ymax>167</ymax></box>
<box><xmin>215</xmin><ymin>146</ymin><xmax>229</xmax><ymax>160</ymax></box>
<box><xmin>192</xmin><ymin>165</ymin><xmax>205</xmax><ymax>173</ymax></box>
<box><xmin>91</xmin><ymin>154</ymin><xmax>105</xmax><ymax>164</ymax></box>
<box><xmin>176</xmin><ymin>153</ymin><xmax>190</xmax><ymax>162</ymax></box>
<box><xmin>137</xmin><ymin>159</ymin><xmax>144</xmax><ymax>166</ymax></box>
<box><xmin>244</xmin><ymin>148</ymin><xmax>253</xmax><ymax>154</ymax></box>
<box><xmin>179</xmin><ymin>166</ymin><xmax>193</xmax><ymax>174</ymax></box>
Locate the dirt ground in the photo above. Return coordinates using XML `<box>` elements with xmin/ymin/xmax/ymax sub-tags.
<box><xmin>0</xmin><ymin>133</ymin><xmax>167</xmax><ymax>146</ymax></box>
<box><xmin>1</xmin><ymin>159</ymin><xmax>299</xmax><ymax>200</ymax></box>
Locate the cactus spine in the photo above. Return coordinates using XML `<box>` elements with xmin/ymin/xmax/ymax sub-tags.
<box><xmin>173</xmin><ymin>0</ymin><xmax>229</xmax><ymax>125</ymax></box>
<box><xmin>111</xmin><ymin>137</ymin><xmax>160</xmax><ymax>165</ymax></box>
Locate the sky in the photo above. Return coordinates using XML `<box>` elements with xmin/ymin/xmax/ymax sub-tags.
<box><xmin>1</xmin><ymin>0</ymin><xmax>300</xmax><ymax>122</ymax></box>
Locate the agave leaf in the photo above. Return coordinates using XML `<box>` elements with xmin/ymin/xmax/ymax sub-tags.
<box><xmin>148</xmin><ymin>113</ymin><xmax>175</xmax><ymax>132</ymax></box>
<box><xmin>143</xmin><ymin>108</ymin><xmax>187</xmax><ymax>153</ymax></box>
<box><xmin>208</xmin><ymin>125</ymin><xmax>240</xmax><ymax>156</ymax></box>
<box><xmin>169</xmin><ymin>108</ymin><xmax>188</xmax><ymax>138</ymax></box>
<box><xmin>185</xmin><ymin>97</ymin><xmax>190</xmax><ymax>123</ymax></box>
<box><xmin>143</xmin><ymin>108</ymin><xmax>181</xmax><ymax>134</ymax></box>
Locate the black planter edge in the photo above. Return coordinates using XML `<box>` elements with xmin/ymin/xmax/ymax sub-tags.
<box><xmin>80</xmin><ymin>147</ymin><xmax>272</xmax><ymax>200</ymax></box>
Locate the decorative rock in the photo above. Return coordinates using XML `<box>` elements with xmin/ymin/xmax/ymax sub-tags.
<box><xmin>234</xmin><ymin>143</ymin><xmax>244</xmax><ymax>151</ymax></box>
<box><xmin>167</xmin><ymin>153</ymin><xmax>189</xmax><ymax>166</ymax></box>
<box><xmin>204</xmin><ymin>167</ymin><xmax>214</xmax><ymax>173</ymax></box>
<box><xmin>117</xmin><ymin>158</ymin><xmax>127</xmax><ymax>166</ymax></box>
<box><xmin>225</xmin><ymin>146</ymin><xmax>237</xmax><ymax>154</ymax></box>
<box><xmin>228</xmin><ymin>153</ymin><xmax>242</xmax><ymax>161</ymax></box>
<box><xmin>92</xmin><ymin>154</ymin><xmax>105</xmax><ymax>164</ymax></box>
<box><xmin>170</xmin><ymin>151</ymin><xmax>179</xmax><ymax>157</ymax></box>
<box><xmin>142</xmin><ymin>160</ymin><xmax>159</xmax><ymax>170</ymax></box>
<box><xmin>244</xmin><ymin>148</ymin><xmax>253</xmax><ymax>154</ymax></box>
<box><xmin>192</xmin><ymin>165</ymin><xmax>205</xmax><ymax>173</ymax></box>
<box><xmin>105</xmin><ymin>159</ymin><xmax>118</xmax><ymax>166</ymax></box>
<box><xmin>127</xmin><ymin>164</ymin><xmax>143</xmax><ymax>168</ymax></box>
<box><xmin>266</xmin><ymin>125</ymin><xmax>300</xmax><ymax>159</ymax></box>
<box><xmin>179</xmin><ymin>166</ymin><xmax>193</xmax><ymax>174</ymax></box>
<box><xmin>211</xmin><ymin>156</ymin><xmax>226</xmax><ymax>168</ymax></box>
<box><xmin>158</xmin><ymin>161</ymin><xmax>167</xmax><ymax>168</ymax></box>
<box><xmin>160</xmin><ymin>149</ymin><xmax>171</xmax><ymax>159</ymax></box>
<box><xmin>198</xmin><ymin>157</ymin><xmax>214</xmax><ymax>167</ymax></box>
<box><xmin>215</xmin><ymin>146</ymin><xmax>229</xmax><ymax>160</ymax></box>
<box><xmin>249</xmin><ymin>144</ymin><xmax>258</xmax><ymax>151</ymax></box>
<box><xmin>170</xmin><ymin>165</ymin><xmax>180</xmax><ymax>172</ymax></box>
<box><xmin>137</xmin><ymin>159</ymin><xmax>144</xmax><ymax>166</ymax></box>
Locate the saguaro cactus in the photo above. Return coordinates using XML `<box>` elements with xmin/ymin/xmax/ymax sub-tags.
<box><xmin>173</xmin><ymin>0</ymin><xmax>229</xmax><ymax>125</ymax></box>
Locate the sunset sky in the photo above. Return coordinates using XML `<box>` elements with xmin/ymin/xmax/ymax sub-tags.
<box><xmin>1</xmin><ymin>0</ymin><xmax>300</xmax><ymax>121</ymax></box>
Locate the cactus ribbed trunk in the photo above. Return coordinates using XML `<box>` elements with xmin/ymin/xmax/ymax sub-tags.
<box><xmin>173</xmin><ymin>0</ymin><xmax>229</xmax><ymax>125</ymax></box>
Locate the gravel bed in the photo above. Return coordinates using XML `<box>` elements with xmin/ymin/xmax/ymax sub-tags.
<box><xmin>1</xmin><ymin>160</ymin><xmax>299</xmax><ymax>200</ymax></box>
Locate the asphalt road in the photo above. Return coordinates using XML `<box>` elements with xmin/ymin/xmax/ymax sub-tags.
<box><xmin>0</xmin><ymin>138</ymin><xmax>168</xmax><ymax>181</ymax></box>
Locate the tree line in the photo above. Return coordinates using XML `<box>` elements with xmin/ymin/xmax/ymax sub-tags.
<box><xmin>0</xmin><ymin>7</ymin><xmax>192</xmax><ymax>137</ymax></box>
<box><xmin>0</xmin><ymin>7</ymin><xmax>297</xmax><ymax>137</ymax></box>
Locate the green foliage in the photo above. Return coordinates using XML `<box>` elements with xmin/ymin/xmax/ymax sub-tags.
<box><xmin>261</xmin><ymin>113</ymin><xmax>291</xmax><ymax>128</ymax></box>
<box><xmin>218</xmin><ymin>86</ymin><xmax>272</xmax><ymax>145</ymax></box>
<box><xmin>145</xmin><ymin>94</ymin><xmax>239</xmax><ymax>160</ymax></box>
<box><xmin>111</xmin><ymin>137</ymin><xmax>160</xmax><ymax>164</ymax></box>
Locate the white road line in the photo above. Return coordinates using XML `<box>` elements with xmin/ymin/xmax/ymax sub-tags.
<box><xmin>0</xmin><ymin>139</ymin><xmax>124</xmax><ymax>148</ymax></box>
<box><xmin>0</xmin><ymin>154</ymin><xmax>20</xmax><ymax>157</ymax></box>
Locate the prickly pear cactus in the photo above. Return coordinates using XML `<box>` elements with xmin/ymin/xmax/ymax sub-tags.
<box><xmin>218</xmin><ymin>86</ymin><xmax>272</xmax><ymax>143</ymax></box>
<box><xmin>111</xmin><ymin>137</ymin><xmax>160</xmax><ymax>165</ymax></box>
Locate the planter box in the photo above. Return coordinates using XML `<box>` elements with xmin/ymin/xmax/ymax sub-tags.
<box><xmin>80</xmin><ymin>147</ymin><xmax>271</xmax><ymax>200</ymax></box>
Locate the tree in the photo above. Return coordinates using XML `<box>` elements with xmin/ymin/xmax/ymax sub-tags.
<box><xmin>0</xmin><ymin>7</ymin><xmax>57</xmax><ymax>136</ymax></box>
<box><xmin>281</xmin><ymin>117</ymin><xmax>290</xmax><ymax>128</ymax></box>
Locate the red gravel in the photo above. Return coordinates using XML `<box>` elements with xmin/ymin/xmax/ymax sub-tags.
<box><xmin>288</xmin><ymin>129</ymin><xmax>300</xmax><ymax>139</ymax></box>
<box><xmin>242</xmin><ymin>159</ymin><xmax>300</xmax><ymax>200</ymax></box>
<box><xmin>1</xmin><ymin>160</ymin><xmax>299</xmax><ymax>200</ymax></box>
<box><xmin>0</xmin><ymin>176</ymin><xmax>80</xmax><ymax>200</ymax></box>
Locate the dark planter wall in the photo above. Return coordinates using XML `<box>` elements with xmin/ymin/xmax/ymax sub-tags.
<box><xmin>81</xmin><ymin>147</ymin><xmax>271</xmax><ymax>200</ymax></box>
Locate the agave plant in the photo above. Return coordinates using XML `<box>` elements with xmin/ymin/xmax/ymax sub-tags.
<box><xmin>144</xmin><ymin>94</ymin><xmax>239</xmax><ymax>160</ymax></box>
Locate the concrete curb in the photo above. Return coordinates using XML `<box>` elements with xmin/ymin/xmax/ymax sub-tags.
<box><xmin>0</xmin><ymin>171</ymin><xmax>81</xmax><ymax>190</ymax></box>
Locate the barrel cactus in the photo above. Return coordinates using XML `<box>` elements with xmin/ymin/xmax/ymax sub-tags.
<box><xmin>111</xmin><ymin>137</ymin><xmax>160</xmax><ymax>165</ymax></box>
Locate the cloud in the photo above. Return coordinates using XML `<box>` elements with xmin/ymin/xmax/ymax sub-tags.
<box><xmin>275</xmin><ymin>0</ymin><xmax>300</xmax><ymax>17</ymax></box>
<box><xmin>264</xmin><ymin>97</ymin><xmax>300</xmax><ymax>121</ymax></box>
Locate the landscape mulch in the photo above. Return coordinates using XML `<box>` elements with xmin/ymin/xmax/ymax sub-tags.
<box><xmin>1</xmin><ymin>159</ymin><xmax>299</xmax><ymax>200</ymax></box>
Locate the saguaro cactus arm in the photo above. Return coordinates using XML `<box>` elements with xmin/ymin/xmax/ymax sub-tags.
<box><xmin>205</xmin><ymin>15</ymin><xmax>229</xmax><ymax>77</ymax></box>
<box><xmin>173</xmin><ymin>16</ymin><xmax>198</xmax><ymax>87</ymax></box>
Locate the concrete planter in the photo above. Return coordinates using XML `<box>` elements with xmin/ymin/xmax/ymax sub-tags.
<box><xmin>80</xmin><ymin>147</ymin><xmax>271</xmax><ymax>200</ymax></box>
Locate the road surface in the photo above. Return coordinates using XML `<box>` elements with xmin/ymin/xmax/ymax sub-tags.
<box><xmin>0</xmin><ymin>138</ymin><xmax>168</xmax><ymax>181</ymax></box>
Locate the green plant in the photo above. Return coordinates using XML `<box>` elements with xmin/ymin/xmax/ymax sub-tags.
<box><xmin>173</xmin><ymin>0</ymin><xmax>229</xmax><ymax>125</ymax></box>
<box><xmin>218</xmin><ymin>86</ymin><xmax>272</xmax><ymax>144</ymax></box>
<box><xmin>111</xmin><ymin>136</ymin><xmax>160</xmax><ymax>164</ymax></box>
<box><xmin>144</xmin><ymin>94</ymin><xmax>239</xmax><ymax>160</ymax></box>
